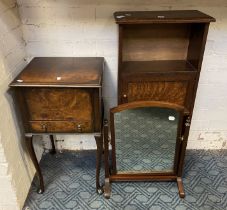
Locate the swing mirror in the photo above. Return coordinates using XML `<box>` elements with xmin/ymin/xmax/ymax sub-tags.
<box><xmin>111</xmin><ymin>106</ymin><xmax>182</xmax><ymax>174</ymax></box>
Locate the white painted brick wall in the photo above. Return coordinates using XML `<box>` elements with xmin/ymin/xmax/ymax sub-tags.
<box><xmin>15</xmin><ymin>1</ymin><xmax>227</xmax><ymax>151</ymax></box>
<box><xmin>0</xmin><ymin>1</ymin><xmax>44</xmax><ymax>209</ymax></box>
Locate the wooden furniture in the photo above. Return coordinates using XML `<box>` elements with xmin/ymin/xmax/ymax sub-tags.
<box><xmin>10</xmin><ymin>57</ymin><xmax>104</xmax><ymax>194</ymax></box>
<box><xmin>103</xmin><ymin>101</ymin><xmax>190</xmax><ymax>198</ymax></box>
<box><xmin>103</xmin><ymin>10</ymin><xmax>215</xmax><ymax>198</ymax></box>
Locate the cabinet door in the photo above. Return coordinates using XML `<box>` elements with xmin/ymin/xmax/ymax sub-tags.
<box><xmin>120</xmin><ymin>73</ymin><xmax>196</xmax><ymax>110</ymax></box>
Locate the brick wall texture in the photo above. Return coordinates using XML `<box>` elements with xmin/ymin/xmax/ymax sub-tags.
<box><xmin>16</xmin><ymin>0</ymin><xmax>227</xmax><ymax>151</ymax></box>
<box><xmin>0</xmin><ymin>0</ymin><xmax>227</xmax><ymax>209</ymax></box>
<box><xmin>0</xmin><ymin>1</ymin><xmax>43</xmax><ymax>209</ymax></box>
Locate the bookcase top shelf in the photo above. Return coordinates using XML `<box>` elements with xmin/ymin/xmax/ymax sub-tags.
<box><xmin>114</xmin><ymin>10</ymin><xmax>215</xmax><ymax>24</ymax></box>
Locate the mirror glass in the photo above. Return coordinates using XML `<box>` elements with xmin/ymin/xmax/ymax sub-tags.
<box><xmin>114</xmin><ymin>107</ymin><xmax>180</xmax><ymax>174</ymax></box>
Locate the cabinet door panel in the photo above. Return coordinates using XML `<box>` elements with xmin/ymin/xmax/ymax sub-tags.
<box><xmin>120</xmin><ymin>72</ymin><xmax>196</xmax><ymax>109</ymax></box>
<box><xmin>128</xmin><ymin>81</ymin><xmax>187</xmax><ymax>106</ymax></box>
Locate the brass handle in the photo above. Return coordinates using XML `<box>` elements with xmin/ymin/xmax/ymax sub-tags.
<box><xmin>41</xmin><ymin>123</ymin><xmax>47</xmax><ymax>132</ymax></box>
<box><xmin>77</xmin><ymin>124</ymin><xmax>82</xmax><ymax>133</ymax></box>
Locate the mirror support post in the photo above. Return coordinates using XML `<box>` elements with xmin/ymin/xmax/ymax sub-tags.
<box><xmin>103</xmin><ymin>119</ymin><xmax>111</xmax><ymax>198</ymax></box>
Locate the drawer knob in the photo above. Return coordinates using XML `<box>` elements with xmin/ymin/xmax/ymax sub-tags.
<box><xmin>123</xmin><ymin>94</ymin><xmax>127</xmax><ymax>98</ymax></box>
<box><xmin>77</xmin><ymin>124</ymin><xmax>82</xmax><ymax>132</ymax></box>
<box><xmin>41</xmin><ymin>123</ymin><xmax>47</xmax><ymax>132</ymax></box>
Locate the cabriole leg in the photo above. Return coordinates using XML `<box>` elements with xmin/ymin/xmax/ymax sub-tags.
<box><xmin>95</xmin><ymin>134</ymin><xmax>104</xmax><ymax>195</ymax></box>
<box><xmin>49</xmin><ymin>135</ymin><xmax>56</xmax><ymax>154</ymax></box>
<box><xmin>25</xmin><ymin>134</ymin><xmax>44</xmax><ymax>194</ymax></box>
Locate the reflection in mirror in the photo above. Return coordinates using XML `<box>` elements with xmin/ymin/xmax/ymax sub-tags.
<box><xmin>114</xmin><ymin>107</ymin><xmax>179</xmax><ymax>173</ymax></box>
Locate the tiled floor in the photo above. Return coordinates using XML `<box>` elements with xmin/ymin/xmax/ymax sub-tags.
<box><xmin>24</xmin><ymin>150</ymin><xmax>227</xmax><ymax>210</ymax></box>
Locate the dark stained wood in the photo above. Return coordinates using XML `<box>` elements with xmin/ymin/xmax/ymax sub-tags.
<box><xmin>110</xmin><ymin>100</ymin><xmax>188</xmax><ymax>114</ymax></box>
<box><xmin>15</xmin><ymin>89</ymin><xmax>30</xmax><ymax>133</ymax></box>
<box><xmin>25</xmin><ymin>134</ymin><xmax>44</xmax><ymax>194</ymax></box>
<box><xmin>49</xmin><ymin>135</ymin><xmax>56</xmax><ymax>154</ymax></box>
<box><xmin>120</xmin><ymin>72</ymin><xmax>196</xmax><ymax>108</ymax></box>
<box><xmin>29</xmin><ymin>120</ymin><xmax>92</xmax><ymax>133</ymax></box>
<box><xmin>24</xmin><ymin>88</ymin><xmax>93</xmax><ymax>122</ymax></box>
<box><xmin>127</xmin><ymin>82</ymin><xmax>187</xmax><ymax>106</ymax></box>
<box><xmin>177</xmin><ymin>115</ymin><xmax>191</xmax><ymax>177</ymax></box>
<box><xmin>10</xmin><ymin>57</ymin><xmax>104</xmax><ymax>87</ymax></box>
<box><xmin>94</xmin><ymin>134</ymin><xmax>104</xmax><ymax>195</ymax></box>
<box><xmin>10</xmin><ymin>57</ymin><xmax>104</xmax><ymax>194</ymax></box>
<box><xmin>112</xmin><ymin>10</ymin><xmax>215</xmax><ymax>199</ymax></box>
<box><xmin>104</xmin><ymin>120</ymin><xmax>110</xmax><ymax>179</ymax></box>
<box><xmin>114</xmin><ymin>10</ymin><xmax>215</xmax><ymax>24</ymax></box>
<box><xmin>93</xmin><ymin>89</ymin><xmax>102</xmax><ymax>132</ymax></box>
<box><xmin>121</xmin><ymin>60</ymin><xmax>197</xmax><ymax>74</ymax></box>
<box><xmin>118</xmin><ymin>25</ymin><xmax>124</xmax><ymax>104</ymax></box>
<box><xmin>188</xmin><ymin>23</ymin><xmax>210</xmax><ymax>112</ymax></box>
<box><xmin>177</xmin><ymin>177</ymin><xmax>185</xmax><ymax>198</ymax></box>
<box><xmin>110</xmin><ymin>175</ymin><xmax>177</xmax><ymax>181</ymax></box>
<box><xmin>122</xmin><ymin>24</ymin><xmax>190</xmax><ymax>61</ymax></box>
<box><xmin>110</xmin><ymin>101</ymin><xmax>186</xmax><ymax>177</ymax></box>
<box><xmin>104</xmin><ymin>101</ymin><xmax>189</xmax><ymax>198</ymax></box>
<box><xmin>103</xmin><ymin>120</ymin><xmax>111</xmax><ymax>198</ymax></box>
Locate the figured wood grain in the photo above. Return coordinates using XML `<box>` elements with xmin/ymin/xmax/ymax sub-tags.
<box><xmin>25</xmin><ymin>88</ymin><xmax>93</xmax><ymax>123</ymax></box>
<box><xmin>122</xmin><ymin>24</ymin><xmax>190</xmax><ymax>61</ymax></box>
<box><xmin>127</xmin><ymin>82</ymin><xmax>187</xmax><ymax>106</ymax></box>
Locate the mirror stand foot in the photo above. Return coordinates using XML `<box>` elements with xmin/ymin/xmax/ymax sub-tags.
<box><xmin>177</xmin><ymin>177</ymin><xmax>185</xmax><ymax>198</ymax></box>
<box><xmin>104</xmin><ymin>178</ymin><xmax>111</xmax><ymax>199</ymax></box>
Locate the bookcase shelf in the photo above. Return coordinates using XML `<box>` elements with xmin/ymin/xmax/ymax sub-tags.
<box><xmin>121</xmin><ymin>60</ymin><xmax>197</xmax><ymax>76</ymax></box>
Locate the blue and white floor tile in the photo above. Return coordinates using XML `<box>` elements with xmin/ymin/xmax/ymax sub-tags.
<box><xmin>24</xmin><ymin>150</ymin><xmax>227</xmax><ymax>210</ymax></box>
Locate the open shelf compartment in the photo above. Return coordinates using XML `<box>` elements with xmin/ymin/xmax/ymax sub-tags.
<box><xmin>121</xmin><ymin>23</ymin><xmax>208</xmax><ymax>72</ymax></box>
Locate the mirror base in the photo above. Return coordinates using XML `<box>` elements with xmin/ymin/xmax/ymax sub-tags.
<box><xmin>177</xmin><ymin>177</ymin><xmax>185</xmax><ymax>198</ymax></box>
<box><xmin>104</xmin><ymin>178</ymin><xmax>111</xmax><ymax>199</ymax></box>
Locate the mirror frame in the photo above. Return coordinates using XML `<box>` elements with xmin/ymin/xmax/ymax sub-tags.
<box><xmin>109</xmin><ymin>101</ymin><xmax>189</xmax><ymax>180</ymax></box>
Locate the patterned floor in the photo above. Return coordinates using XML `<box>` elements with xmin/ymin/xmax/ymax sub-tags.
<box><xmin>23</xmin><ymin>150</ymin><xmax>227</xmax><ymax>210</ymax></box>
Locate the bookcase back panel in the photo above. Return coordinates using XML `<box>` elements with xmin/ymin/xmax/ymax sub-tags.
<box><xmin>127</xmin><ymin>81</ymin><xmax>187</xmax><ymax>106</ymax></box>
<box><xmin>122</xmin><ymin>24</ymin><xmax>191</xmax><ymax>61</ymax></box>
